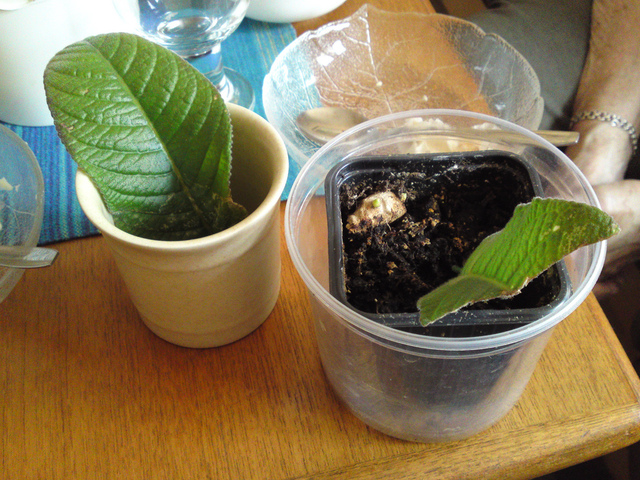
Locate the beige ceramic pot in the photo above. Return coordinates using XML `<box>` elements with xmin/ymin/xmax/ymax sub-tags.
<box><xmin>76</xmin><ymin>104</ymin><xmax>288</xmax><ymax>348</ymax></box>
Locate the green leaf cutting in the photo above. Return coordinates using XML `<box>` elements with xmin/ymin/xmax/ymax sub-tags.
<box><xmin>44</xmin><ymin>32</ymin><xmax>247</xmax><ymax>240</ymax></box>
<box><xmin>417</xmin><ymin>198</ymin><xmax>620</xmax><ymax>325</ymax></box>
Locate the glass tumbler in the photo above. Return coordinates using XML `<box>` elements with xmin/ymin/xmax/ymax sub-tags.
<box><xmin>113</xmin><ymin>0</ymin><xmax>254</xmax><ymax>109</ymax></box>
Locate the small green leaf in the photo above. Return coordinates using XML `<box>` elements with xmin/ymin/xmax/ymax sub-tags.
<box><xmin>44</xmin><ymin>32</ymin><xmax>247</xmax><ymax>240</ymax></box>
<box><xmin>417</xmin><ymin>198</ymin><xmax>619</xmax><ymax>325</ymax></box>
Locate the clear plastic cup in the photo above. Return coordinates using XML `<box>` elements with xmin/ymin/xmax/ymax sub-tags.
<box><xmin>284</xmin><ymin>109</ymin><xmax>605</xmax><ymax>442</ymax></box>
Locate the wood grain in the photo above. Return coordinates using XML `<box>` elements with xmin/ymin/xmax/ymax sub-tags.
<box><xmin>2</xmin><ymin>1</ymin><xmax>640</xmax><ymax>478</ymax></box>
<box><xmin>1</xmin><ymin>202</ymin><xmax>640</xmax><ymax>479</ymax></box>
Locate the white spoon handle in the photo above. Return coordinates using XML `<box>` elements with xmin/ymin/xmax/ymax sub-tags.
<box><xmin>0</xmin><ymin>246</ymin><xmax>58</xmax><ymax>269</ymax></box>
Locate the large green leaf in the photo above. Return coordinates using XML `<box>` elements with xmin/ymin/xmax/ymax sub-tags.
<box><xmin>417</xmin><ymin>198</ymin><xmax>619</xmax><ymax>325</ymax></box>
<box><xmin>44</xmin><ymin>32</ymin><xmax>247</xmax><ymax>240</ymax></box>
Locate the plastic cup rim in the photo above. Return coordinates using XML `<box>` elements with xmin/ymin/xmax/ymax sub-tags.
<box><xmin>285</xmin><ymin>108</ymin><xmax>606</xmax><ymax>352</ymax></box>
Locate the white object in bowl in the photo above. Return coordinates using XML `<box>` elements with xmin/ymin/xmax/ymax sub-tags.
<box><xmin>0</xmin><ymin>0</ymin><xmax>124</xmax><ymax>126</ymax></box>
<box><xmin>0</xmin><ymin>125</ymin><xmax>44</xmax><ymax>303</ymax></box>
<box><xmin>263</xmin><ymin>5</ymin><xmax>544</xmax><ymax>170</ymax></box>
<box><xmin>246</xmin><ymin>0</ymin><xmax>347</xmax><ymax>23</ymax></box>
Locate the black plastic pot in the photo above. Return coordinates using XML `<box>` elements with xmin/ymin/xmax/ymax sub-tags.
<box><xmin>325</xmin><ymin>151</ymin><xmax>571</xmax><ymax>337</ymax></box>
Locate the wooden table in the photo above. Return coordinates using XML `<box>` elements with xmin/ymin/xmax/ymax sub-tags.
<box><xmin>2</xmin><ymin>1</ymin><xmax>640</xmax><ymax>479</ymax></box>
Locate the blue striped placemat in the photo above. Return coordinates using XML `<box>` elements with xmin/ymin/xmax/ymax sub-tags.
<box><xmin>2</xmin><ymin>19</ymin><xmax>297</xmax><ymax>245</ymax></box>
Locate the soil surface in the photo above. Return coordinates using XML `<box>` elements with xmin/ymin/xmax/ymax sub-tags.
<box><xmin>337</xmin><ymin>154</ymin><xmax>562</xmax><ymax>315</ymax></box>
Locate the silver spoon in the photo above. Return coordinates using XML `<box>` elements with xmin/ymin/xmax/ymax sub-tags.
<box><xmin>0</xmin><ymin>246</ymin><xmax>58</xmax><ymax>269</ymax></box>
<box><xmin>296</xmin><ymin>107</ymin><xmax>580</xmax><ymax>147</ymax></box>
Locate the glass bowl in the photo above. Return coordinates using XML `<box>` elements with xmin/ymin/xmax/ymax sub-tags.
<box><xmin>0</xmin><ymin>125</ymin><xmax>44</xmax><ymax>303</ymax></box>
<box><xmin>263</xmin><ymin>5</ymin><xmax>543</xmax><ymax>170</ymax></box>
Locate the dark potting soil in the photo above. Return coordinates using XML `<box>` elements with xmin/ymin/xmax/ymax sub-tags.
<box><xmin>338</xmin><ymin>154</ymin><xmax>562</xmax><ymax>315</ymax></box>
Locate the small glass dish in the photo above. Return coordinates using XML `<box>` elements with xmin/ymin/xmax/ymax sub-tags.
<box><xmin>263</xmin><ymin>5</ymin><xmax>543</xmax><ymax>170</ymax></box>
<box><xmin>0</xmin><ymin>125</ymin><xmax>44</xmax><ymax>303</ymax></box>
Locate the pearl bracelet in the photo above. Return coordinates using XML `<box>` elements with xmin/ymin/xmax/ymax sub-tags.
<box><xmin>570</xmin><ymin>110</ymin><xmax>638</xmax><ymax>155</ymax></box>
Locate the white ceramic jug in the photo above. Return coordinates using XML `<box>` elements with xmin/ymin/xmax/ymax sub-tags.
<box><xmin>246</xmin><ymin>0</ymin><xmax>346</xmax><ymax>23</ymax></box>
<box><xmin>0</xmin><ymin>0</ymin><xmax>124</xmax><ymax>126</ymax></box>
